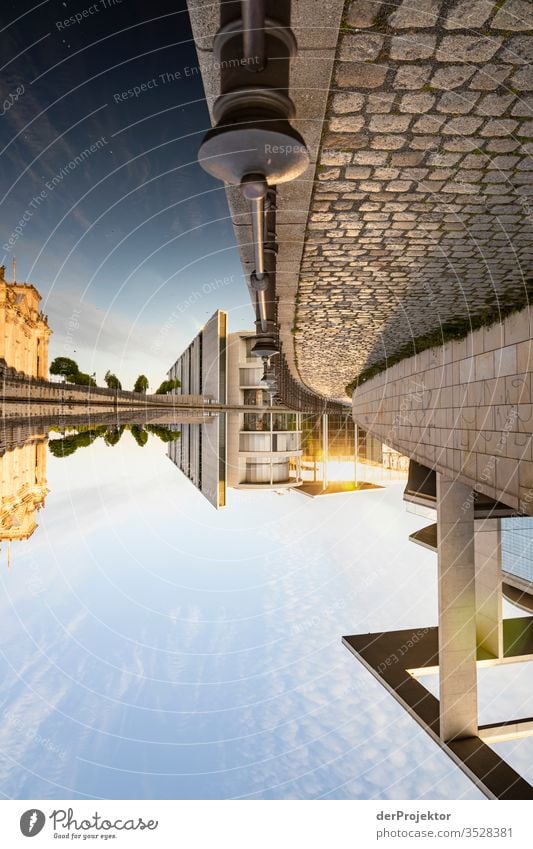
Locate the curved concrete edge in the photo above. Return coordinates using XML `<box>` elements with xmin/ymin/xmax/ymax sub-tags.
<box><xmin>352</xmin><ymin>306</ymin><xmax>533</xmax><ymax>515</ymax></box>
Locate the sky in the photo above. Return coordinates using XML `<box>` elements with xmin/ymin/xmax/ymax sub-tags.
<box><xmin>0</xmin><ymin>429</ymin><xmax>489</xmax><ymax>800</ymax></box>
<box><xmin>0</xmin><ymin>0</ymin><xmax>255</xmax><ymax>389</ymax></box>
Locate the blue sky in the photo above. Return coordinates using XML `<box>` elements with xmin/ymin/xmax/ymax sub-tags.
<box><xmin>1</xmin><ymin>0</ymin><xmax>255</xmax><ymax>388</ymax></box>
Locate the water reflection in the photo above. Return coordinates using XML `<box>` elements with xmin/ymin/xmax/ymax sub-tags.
<box><xmin>0</xmin><ymin>414</ymin><xmax>484</xmax><ymax>800</ymax></box>
<box><xmin>48</xmin><ymin>425</ymin><xmax>179</xmax><ymax>458</ymax></box>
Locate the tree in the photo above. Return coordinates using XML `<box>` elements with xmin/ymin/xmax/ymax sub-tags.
<box><xmin>48</xmin><ymin>426</ymin><xmax>106</xmax><ymax>457</ymax></box>
<box><xmin>50</xmin><ymin>356</ymin><xmax>79</xmax><ymax>380</ymax></box>
<box><xmin>104</xmin><ymin>370</ymin><xmax>122</xmax><ymax>390</ymax></box>
<box><xmin>155</xmin><ymin>378</ymin><xmax>180</xmax><ymax>395</ymax></box>
<box><xmin>145</xmin><ymin>425</ymin><xmax>180</xmax><ymax>443</ymax></box>
<box><xmin>104</xmin><ymin>426</ymin><xmax>125</xmax><ymax>446</ymax></box>
<box><xmin>134</xmin><ymin>374</ymin><xmax>149</xmax><ymax>393</ymax></box>
<box><xmin>130</xmin><ymin>425</ymin><xmax>148</xmax><ymax>447</ymax></box>
<box><xmin>72</xmin><ymin>371</ymin><xmax>96</xmax><ymax>387</ymax></box>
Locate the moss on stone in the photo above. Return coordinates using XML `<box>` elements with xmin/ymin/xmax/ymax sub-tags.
<box><xmin>345</xmin><ymin>285</ymin><xmax>533</xmax><ymax>397</ymax></box>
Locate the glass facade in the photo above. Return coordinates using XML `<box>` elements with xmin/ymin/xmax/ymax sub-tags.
<box><xmin>501</xmin><ymin>518</ymin><xmax>533</xmax><ymax>585</ymax></box>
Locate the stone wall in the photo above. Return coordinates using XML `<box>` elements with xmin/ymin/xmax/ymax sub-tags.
<box><xmin>352</xmin><ymin>307</ymin><xmax>533</xmax><ymax>514</ymax></box>
<box><xmin>0</xmin><ymin>375</ymin><xmax>209</xmax><ymax>418</ymax></box>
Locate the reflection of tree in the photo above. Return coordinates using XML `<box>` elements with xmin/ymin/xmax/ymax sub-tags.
<box><xmin>130</xmin><ymin>425</ymin><xmax>148</xmax><ymax>447</ymax></box>
<box><xmin>48</xmin><ymin>424</ymin><xmax>179</xmax><ymax>456</ymax></box>
<box><xmin>145</xmin><ymin>425</ymin><xmax>180</xmax><ymax>443</ymax></box>
<box><xmin>103</xmin><ymin>426</ymin><xmax>125</xmax><ymax>447</ymax></box>
<box><xmin>48</xmin><ymin>426</ymin><xmax>107</xmax><ymax>458</ymax></box>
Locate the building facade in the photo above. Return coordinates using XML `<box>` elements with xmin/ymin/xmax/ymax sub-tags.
<box><xmin>226</xmin><ymin>331</ymin><xmax>302</xmax><ymax>491</ymax></box>
<box><xmin>0</xmin><ymin>433</ymin><xmax>48</xmax><ymax>547</ymax></box>
<box><xmin>166</xmin><ymin>312</ymin><xmax>303</xmax><ymax>506</ymax></box>
<box><xmin>0</xmin><ymin>265</ymin><xmax>51</xmax><ymax>379</ymax></box>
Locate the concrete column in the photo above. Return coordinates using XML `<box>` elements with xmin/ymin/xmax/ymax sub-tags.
<box><xmin>437</xmin><ymin>473</ymin><xmax>478</xmax><ymax>741</ymax></box>
<box><xmin>474</xmin><ymin>518</ymin><xmax>503</xmax><ymax>659</ymax></box>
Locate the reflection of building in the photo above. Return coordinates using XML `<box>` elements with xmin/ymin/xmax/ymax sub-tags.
<box><xmin>167</xmin><ymin>311</ymin><xmax>409</xmax><ymax>505</ymax></box>
<box><xmin>166</xmin><ymin>312</ymin><xmax>302</xmax><ymax>506</ymax></box>
<box><xmin>0</xmin><ymin>265</ymin><xmax>51</xmax><ymax>379</ymax></box>
<box><xmin>0</xmin><ymin>434</ymin><xmax>48</xmax><ymax>545</ymax></box>
<box><xmin>226</xmin><ymin>331</ymin><xmax>302</xmax><ymax>490</ymax></box>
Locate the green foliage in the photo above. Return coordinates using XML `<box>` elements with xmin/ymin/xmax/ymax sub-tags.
<box><xmin>71</xmin><ymin>371</ymin><xmax>96</xmax><ymax>387</ymax></box>
<box><xmin>133</xmin><ymin>374</ymin><xmax>149</xmax><ymax>393</ymax></box>
<box><xmin>145</xmin><ymin>424</ymin><xmax>180</xmax><ymax>443</ymax></box>
<box><xmin>104</xmin><ymin>370</ymin><xmax>122</xmax><ymax>390</ymax></box>
<box><xmin>155</xmin><ymin>378</ymin><xmax>180</xmax><ymax>395</ymax></box>
<box><xmin>130</xmin><ymin>425</ymin><xmax>148</xmax><ymax>447</ymax></box>
<box><xmin>345</xmin><ymin>290</ymin><xmax>533</xmax><ymax>397</ymax></box>
<box><xmin>48</xmin><ymin>426</ymin><xmax>106</xmax><ymax>458</ymax></box>
<box><xmin>103</xmin><ymin>426</ymin><xmax>125</xmax><ymax>446</ymax></box>
<box><xmin>50</xmin><ymin>356</ymin><xmax>79</xmax><ymax>377</ymax></box>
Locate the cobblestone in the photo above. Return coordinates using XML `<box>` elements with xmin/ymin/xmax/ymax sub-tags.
<box><xmin>344</xmin><ymin>0</ymin><xmax>383</xmax><ymax>28</ymax></box>
<box><xmin>391</xmin><ymin>34</ymin><xmax>436</xmax><ymax>61</ymax></box>
<box><xmin>443</xmin><ymin>0</ymin><xmax>494</xmax><ymax>30</ymax></box>
<box><xmin>291</xmin><ymin>2</ymin><xmax>533</xmax><ymax>398</ymax></box>
<box><xmin>389</xmin><ymin>0</ymin><xmax>441</xmax><ymax>28</ymax></box>
<box><xmin>491</xmin><ymin>0</ymin><xmax>533</xmax><ymax>31</ymax></box>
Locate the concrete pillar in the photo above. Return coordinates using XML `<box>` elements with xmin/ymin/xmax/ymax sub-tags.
<box><xmin>475</xmin><ymin>518</ymin><xmax>503</xmax><ymax>659</ymax></box>
<box><xmin>437</xmin><ymin>473</ymin><xmax>478</xmax><ymax>741</ymax></box>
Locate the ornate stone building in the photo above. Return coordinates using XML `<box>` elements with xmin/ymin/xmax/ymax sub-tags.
<box><xmin>0</xmin><ymin>264</ymin><xmax>51</xmax><ymax>379</ymax></box>
<box><xmin>0</xmin><ymin>430</ymin><xmax>48</xmax><ymax>547</ymax></box>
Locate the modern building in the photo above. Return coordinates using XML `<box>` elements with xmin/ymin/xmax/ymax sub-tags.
<box><xmin>0</xmin><ymin>264</ymin><xmax>51</xmax><ymax>379</ymax></box>
<box><xmin>166</xmin><ymin>311</ymin><xmax>303</xmax><ymax>506</ymax></box>
<box><xmin>167</xmin><ymin>310</ymin><xmax>226</xmax><ymax>401</ymax></box>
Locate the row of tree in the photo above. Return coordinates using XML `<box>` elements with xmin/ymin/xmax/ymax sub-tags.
<box><xmin>49</xmin><ymin>357</ymin><xmax>180</xmax><ymax>395</ymax></box>
<box><xmin>48</xmin><ymin>424</ymin><xmax>180</xmax><ymax>457</ymax></box>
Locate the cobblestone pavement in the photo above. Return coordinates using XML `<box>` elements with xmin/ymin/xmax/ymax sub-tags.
<box><xmin>294</xmin><ymin>0</ymin><xmax>533</xmax><ymax>399</ymax></box>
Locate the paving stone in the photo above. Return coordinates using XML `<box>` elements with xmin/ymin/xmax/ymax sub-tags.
<box><xmin>442</xmin><ymin>116</ymin><xmax>484</xmax><ymax>135</ymax></box>
<box><xmin>393</xmin><ymin>65</ymin><xmax>432</xmax><ymax>89</ymax></box>
<box><xmin>331</xmin><ymin>92</ymin><xmax>365</xmax><ymax>113</ymax></box>
<box><xmin>485</xmin><ymin>139</ymin><xmax>521</xmax><ymax>151</ymax></box>
<box><xmin>512</xmin><ymin>96</ymin><xmax>533</xmax><ymax>117</ymax></box>
<box><xmin>335</xmin><ymin>62</ymin><xmax>388</xmax><ymax>88</ymax></box>
<box><xmin>480</xmin><ymin>118</ymin><xmax>519</xmax><ymax>136</ymax></box>
<box><xmin>391</xmin><ymin>34</ymin><xmax>437</xmax><ymax>61</ymax></box>
<box><xmin>390</xmin><ymin>151</ymin><xmax>426</xmax><ymax>166</ymax></box>
<box><xmin>321</xmin><ymin>150</ymin><xmax>353</xmax><ymax>165</ymax></box>
<box><xmin>512</xmin><ymin>67</ymin><xmax>533</xmax><ymax>90</ymax></box>
<box><xmin>366</xmin><ymin>93</ymin><xmax>396</xmax><ymax>113</ymax></box>
<box><xmin>476</xmin><ymin>93</ymin><xmax>516</xmax><ymax>116</ymax></box>
<box><xmin>329</xmin><ymin>115</ymin><xmax>366</xmax><ymax>132</ymax></box>
<box><xmin>369</xmin><ymin>114</ymin><xmax>412</xmax><ymax>133</ymax></box>
<box><xmin>345</xmin><ymin>166</ymin><xmax>373</xmax><ymax>180</ymax></box>
<box><xmin>289</xmin><ymin>7</ymin><xmax>533</xmax><ymax>398</ymax></box>
<box><xmin>345</xmin><ymin>0</ymin><xmax>383</xmax><ymax>28</ymax></box>
<box><xmin>430</xmin><ymin>65</ymin><xmax>477</xmax><ymax>90</ymax></box>
<box><xmin>400</xmin><ymin>92</ymin><xmax>436</xmax><ymax>114</ymax></box>
<box><xmin>519</xmin><ymin>120</ymin><xmax>533</xmax><ymax>136</ymax></box>
<box><xmin>499</xmin><ymin>35</ymin><xmax>533</xmax><ymax>65</ymax></box>
<box><xmin>353</xmin><ymin>151</ymin><xmax>389</xmax><ymax>165</ymax></box>
<box><xmin>443</xmin><ymin>0</ymin><xmax>495</xmax><ymax>30</ymax></box>
<box><xmin>389</xmin><ymin>0</ymin><xmax>441</xmax><ymax>28</ymax></box>
<box><xmin>491</xmin><ymin>0</ymin><xmax>533</xmax><ymax>31</ymax></box>
<box><xmin>469</xmin><ymin>64</ymin><xmax>513</xmax><ymax>90</ymax></box>
<box><xmin>370</xmin><ymin>135</ymin><xmax>407</xmax><ymax>149</ymax></box>
<box><xmin>412</xmin><ymin>114</ymin><xmax>446</xmax><ymax>133</ymax></box>
<box><xmin>339</xmin><ymin>33</ymin><xmax>384</xmax><ymax>62</ymax></box>
<box><xmin>436</xmin><ymin>35</ymin><xmax>502</xmax><ymax>63</ymax></box>
<box><xmin>410</xmin><ymin>135</ymin><xmax>441</xmax><ymax>149</ymax></box>
<box><xmin>437</xmin><ymin>91</ymin><xmax>481</xmax><ymax>114</ymax></box>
